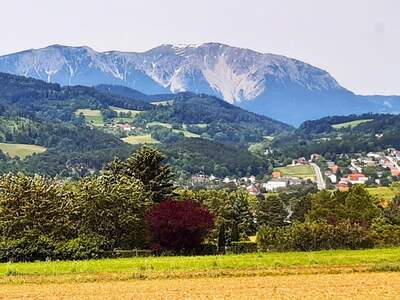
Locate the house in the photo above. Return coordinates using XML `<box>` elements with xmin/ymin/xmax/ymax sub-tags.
<box><xmin>292</xmin><ymin>157</ymin><xmax>307</xmax><ymax>165</ymax></box>
<box><xmin>328</xmin><ymin>174</ymin><xmax>337</xmax><ymax>184</ymax></box>
<box><xmin>310</xmin><ymin>154</ymin><xmax>322</xmax><ymax>161</ymax></box>
<box><xmin>367</xmin><ymin>152</ymin><xmax>382</xmax><ymax>159</ymax></box>
<box><xmin>262</xmin><ymin>180</ymin><xmax>287</xmax><ymax>192</ymax></box>
<box><xmin>390</xmin><ymin>167</ymin><xmax>400</xmax><ymax>177</ymax></box>
<box><xmin>246</xmin><ymin>183</ymin><xmax>261</xmax><ymax>195</ymax></box>
<box><xmin>330</xmin><ymin>165</ymin><xmax>339</xmax><ymax>174</ymax></box>
<box><xmin>118</xmin><ymin>124</ymin><xmax>134</xmax><ymax>131</ymax></box>
<box><xmin>336</xmin><ymin>181</ymin><xmax>350</xmax><ymax>191</ymax></box>
<box><xmin>326</xmin><ymin>161</ymin><xmax>335</xmax><ymax>168</ymax></box>
<box><xmin>345</xmin><ymin>173</ymin><xmax>368</xmax><ymax>184</ymax></box>
<box><xmin>271</xmin><ymin>171</ymin><xmax>282</xmax><ymax>178</ymax></box>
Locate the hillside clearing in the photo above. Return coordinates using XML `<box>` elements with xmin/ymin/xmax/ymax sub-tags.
<box><xmin>332</xmin><ymin>119</ymin><xmax>373</xmax><ymax>129</ymax></box>
<box><xmin>275</xmin><ymin>165</ymin><xmax>316</xmax><ymax>180</ymax></box>
<box><xmin>109</xmin><ymin>106</ymin><xmax>142</xmax><ymax>116</ymax></box>
<box><xmin>75</xmin><ymin>109</ymin><xmax>104</xmax><ymax>126</ymax></box>
<box><xmin>151</xmin><ymin>100</ymin><xmax>174</xmax><ymax>106</ymax></box>
<box><xmin>122</xmin><ymin>135</ymin><xmax>159</xmax><ymax>144</ymax></box>
<box><xmin>0</xmin><ymin>143</ymin><xmax>47</xmax><ymax>158</ymax></box>
<box><xmin>173</xmin><ymin>129</ymin><xmax>200</xmax><ymax>138</ymax></box>
<box><xmin>147</xmin><ymin>121</ymin><xmax>172</xmax><ymax>128</ymax></box>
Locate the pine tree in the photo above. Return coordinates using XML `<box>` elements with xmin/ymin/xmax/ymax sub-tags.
<box><xmin>103</xmin><ymin>146</ymin><xmax>174</xmax><ymax>202</ymax></box>
<box><xmin>257</xmin><ymin>195</ymin><xmax>287</xmax><ymax>227</ymax></box>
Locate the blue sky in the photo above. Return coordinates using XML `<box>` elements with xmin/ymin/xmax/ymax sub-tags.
<box><xmin>0</xmin><ymin>0</ymin><xmax>399</xmax><ymax>95</ymax></box>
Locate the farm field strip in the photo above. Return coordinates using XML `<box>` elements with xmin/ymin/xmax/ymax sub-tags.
<box><xmin>1</xmin><ymin>272</ymin><xmax>400</xmax><ymax>299</ymax></box>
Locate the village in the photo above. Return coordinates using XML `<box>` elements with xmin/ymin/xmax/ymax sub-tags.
<box><xmin>186</xmin><ymin>148</ymin><xmax>400</xmax><ymax>195</ymax></box>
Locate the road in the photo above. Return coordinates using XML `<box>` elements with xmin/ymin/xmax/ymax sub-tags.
<box><xmin>310</xmin><ymin>163</ymin><xmax>326</xmax><ymax>190</ymax></box>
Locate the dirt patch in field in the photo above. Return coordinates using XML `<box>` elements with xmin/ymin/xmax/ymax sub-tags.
<box><xmin>1</xmin><ymin>272</ymin><xmax>399</xmax><ymax>299</ymax></box>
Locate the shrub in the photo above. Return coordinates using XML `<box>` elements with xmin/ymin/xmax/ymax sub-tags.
<box><xmin>370</xmin><ymin>223</ymin><xmax>400</xmax><ymax>247</ymax></box>
<box><xmin>55</xmin><ymin>235</ymin><xmax>107</xmax><ymax>260</ymax></box>
<box><xmin>256</xmin><ymin>222</ymin><xmax>373</xmax><ymax>252</ymax></box>
<box><xmin>0</xmin><ymin>235</ymin><xmax>56</xmax><ymax>262</ymax></box>
<box><xmin>145</xmin><ymin>199</ymin><xmax>214</xmax><ymax>252</ymax></box>
<box><xmin>229</xmin><ymin>241</ymin><xmax>258</xmax><ymax>254</ymax></box>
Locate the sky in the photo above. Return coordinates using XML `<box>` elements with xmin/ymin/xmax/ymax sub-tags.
<box><xmin>0</xmin><ymin>0</ymin><xmax>399</xmax><ymax>95</ymax></box>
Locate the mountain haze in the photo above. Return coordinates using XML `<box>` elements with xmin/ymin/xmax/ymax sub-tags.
<box><xmin>1</xmin><ymin>43</ymin><xmax>399</xmax><ymax>125</ymax></box>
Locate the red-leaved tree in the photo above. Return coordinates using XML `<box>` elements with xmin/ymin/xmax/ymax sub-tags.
<box><xmin>145</xmin><ymin>199</ymin><xmax>214</xmax><ymax>252</ymax></box>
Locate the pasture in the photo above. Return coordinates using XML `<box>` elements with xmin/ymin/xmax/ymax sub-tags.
<box><xmin>332</xmin><ymin>119</ymin><xmax>373</xmax><ymax>129</ymax></box>
<box><xmin>0</xmin><ymin>143</ymin><xmax>47</xmax><ymax>158</ymax></box>
<box><xmin>122</xmin><ymin>135</ymin><xmax>159</xmax><ymax>144</ymax></box>
<box><xmin>1</xmin><ymin>248</ymin><xmax>400</xmax><ymax>299</ymax></box>
<box><xmin>367</xmin><ymin>186</ymin><xmax>398</xmax><ymax>201</ymax></box>
<box><xmin>109</xmin><ymin>106</ymin><xmax>142</xmax><ymax>115</ymax></box>
<box><xmin>275</xmin><ymin>164</ymin><xmax>316</xmax><ymax>180</ymax></box>
<box><xmin>147</xmin><ymin>121</ymin><xmax>172</xmax><ymax>128</ymax></box>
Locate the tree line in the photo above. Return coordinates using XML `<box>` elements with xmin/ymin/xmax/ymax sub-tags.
<box><xmin>1</xmin><ymin>146</ymin><xmax>400</xmax><ymax>262</ymax></box>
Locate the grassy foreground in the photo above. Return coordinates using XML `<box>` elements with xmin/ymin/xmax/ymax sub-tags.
<box><xmin>2</xmin><ymin>248</ymin><xmax>400</xmax><ymax>277</ymax></box>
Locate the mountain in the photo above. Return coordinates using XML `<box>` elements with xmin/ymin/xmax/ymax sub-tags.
<box><xmin>95</xmin><ymin>84</ymin><xmax>175</xmax><ymax>103</ymax></box>
<box><xmin>0</xmin><ymin>43</ymin><xmax>399</xmax><ymax>125</ymax></box>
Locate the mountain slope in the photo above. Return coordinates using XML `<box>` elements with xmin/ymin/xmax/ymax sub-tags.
<box><xmin>1</xmin><ymin>43</ymin><xmax>399</xmax><ymax>125</ymax></box>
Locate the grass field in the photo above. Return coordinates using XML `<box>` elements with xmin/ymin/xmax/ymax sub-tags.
<box><xmin>75</xmin><ymin>109</ymin><xmax>104</xmax><ymax>126</ymax></box>
<box><xmin>182</xmin><ymin>123</ymin><xmax>208</xmax><ymax>129</ymax></box>
<box><xmin>367</xmin><ymin>186</ymin><xmax>398</xmax><ymax>201</ymax></box>
<box><xmin>122</xmin><ymin>135</ymin><xmax>159</xmax><ymax>144</ymax></box>
<box><xmin>173</xmin><ymin>129</ymin><xmax>200</xmax><ymax>138</ymax></box>
<box><xmin>1</xmin><ymin>248</ymin><xmax>400</xmax><ymax>299</ymax></box>
<box><xmin>150</xmin><ymin>100</ymin><xmax>174</xmax><ymax>106</ymax></box>
<box><xmin>332</xmin><ymin>119</ymin><xmax>373</xmax><ymax>129</ymax></box>
<box><xmin>147</xmin><ymin>121</ymin><xmax>172</xmax><ymax>128</ymax></box>
<box><xmin>275</xmin><ymin>165</ymin><xmax>316</xmax><ymax>180</ymax></box>
<box><xmin>0</xmin><ymin>143</ymin><xmax>47</xmax><ymax>158</ymax></box>
<box><xmin>109</xmin><ymin>106</ymin><xmax>142</xmax><ymax>115</ymax></box>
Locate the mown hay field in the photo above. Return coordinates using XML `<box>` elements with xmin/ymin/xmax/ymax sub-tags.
<box><xmin>1</xmin><ymin>272</ymin><xmax>400</xmax><ymax>299</ymax></box>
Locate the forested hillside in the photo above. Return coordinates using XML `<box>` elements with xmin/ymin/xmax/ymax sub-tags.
<box><xmin>270</xmin><ymin>113</ymin><xmax>400</xmax><ymax>160</ymax></box>
<box><xmin>0</xmin><ymin>73</ymin><xmax>278</xmax><ymax>178</ymax></box>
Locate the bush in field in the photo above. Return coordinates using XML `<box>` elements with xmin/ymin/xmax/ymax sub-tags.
<box><xmin>145</xmin><ymin>199</ymin><xmax>214</xmax><ymax>252</ymax></box>
<box><xmin>370</xmin><ymin>223</ymin><xmax>400</xmax><ymax>247</ymax></box>
<box><xmin>257</xmin><ymin>222</ymin><xmax>373</xmax><ymax>252</ymax></box>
